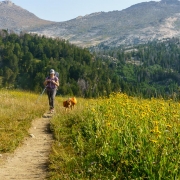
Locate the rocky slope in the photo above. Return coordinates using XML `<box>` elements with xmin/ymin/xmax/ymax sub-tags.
<box><xmin>1</xmin><ymin>0</ymin><xmax>180</xmax><ymax>47</ymax></box>
<box><xmin>0</xmin><ymin>0</ymin><xmax>53</xmax><ymax>32</ymax></box>
<box><xmin>29</xmin><ymin>0</ymin><xmax>180</xmax><ymax>47</ymax></box>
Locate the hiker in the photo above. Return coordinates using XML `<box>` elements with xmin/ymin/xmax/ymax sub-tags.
<box><xmin>44</xmin><ymin>69</ymin><xmax>59</xmax><ymax>113</ymax></box>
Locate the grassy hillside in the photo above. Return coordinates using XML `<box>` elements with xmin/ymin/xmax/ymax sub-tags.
<box><xmin>0</xmin><ymin>89</ymin><xmax>48</xmax><ymax>153</ymax></box>
<box><xmin>49</xmin><ymin>93</ymin><xmax>180</xmax><ymax>179</ymax></box>
<box><xmin>1</xmin><ymin>90</ymin><xmax>180</xmax><ymax>179</ymax></box>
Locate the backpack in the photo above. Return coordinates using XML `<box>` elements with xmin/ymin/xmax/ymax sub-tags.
<box><xmin>55</xmin><ymin>72</ymin><xmax>59</xmax><ymax>78</ymax></box>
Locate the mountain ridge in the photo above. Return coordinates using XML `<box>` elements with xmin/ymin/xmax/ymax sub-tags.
<box><xmin>29</xmin><ymin>0</ymin><xmax>180</xmax><ymax>47</ymax></box>
<box><xmin>1</xmin><ymin>0</ymin><xmax>180</xmax><ymax>47</ymax></box>
<box><xmin>0</xmin><ymin>0</ymin><xmax>53</xmax><ymax>32</ymax></box>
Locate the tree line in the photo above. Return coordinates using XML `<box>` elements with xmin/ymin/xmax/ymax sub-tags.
<box><xmin>91</xmin><ymin>37</ymin><xmax>180</xmax><ymax>99</ymax></box>
<box><xmin>0</xmin><ymin>30</ymin><xmax>120</xmax><ymax>97</ymax></box>
<box><xmin>1</xmin><ymin>29</ymin><xmax>180</xmax><ymax>99</ymax></box>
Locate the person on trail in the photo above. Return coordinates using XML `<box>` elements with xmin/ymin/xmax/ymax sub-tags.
<box><xmin>44</xmin><ymin>69</ymin><xmax>59</xmax><ymax>113</ymax></box>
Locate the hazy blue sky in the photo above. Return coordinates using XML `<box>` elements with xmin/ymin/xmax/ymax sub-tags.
<box><xmin>11</xmin><ymin>0</ymin><xmax>160</xmax><ymax>22</ymax></box>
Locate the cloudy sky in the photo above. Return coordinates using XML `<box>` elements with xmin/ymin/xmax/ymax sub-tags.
<box><xmin>11</xmin><ymin>0</ymin><xmax>160</xmax><ymax>22</ymax></box>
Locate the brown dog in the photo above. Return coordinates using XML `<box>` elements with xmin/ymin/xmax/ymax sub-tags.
<box><xmin>63</xmin><ymin>97</ymin><xmax>77</xmax><ymax>110</ymax></box>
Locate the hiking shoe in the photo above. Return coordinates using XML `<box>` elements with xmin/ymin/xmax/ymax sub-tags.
<box><xmin>50</xmin><ymin>109</ymin><xmax>54</xmax><ymax>113</ymax></box>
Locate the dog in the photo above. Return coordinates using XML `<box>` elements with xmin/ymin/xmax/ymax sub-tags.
<box><xmin>63</xmin><ymin>97</ymin><xmax>77</xmax><ymax>111</ymax></box>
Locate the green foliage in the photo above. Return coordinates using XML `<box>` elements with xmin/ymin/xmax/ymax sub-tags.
<box><xmin>0</xmin><ymin>31</ymin><xmax>120</xmax><ymax>97</ymax></box>
<box><xmin>91</xmin><ymin>38</ymin><xmax>180</xmax><ymax>99</ymax></box>
<box><xmin>1</xmin><ymin>30</ymin><xmax>180</xmax><ymax>98</ymax></box>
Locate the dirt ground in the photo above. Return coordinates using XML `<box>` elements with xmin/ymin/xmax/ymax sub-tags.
<box><xmin>0</xmin><ymin>112</ymin><xmax>53</xmax><ymax>180</ymax></box>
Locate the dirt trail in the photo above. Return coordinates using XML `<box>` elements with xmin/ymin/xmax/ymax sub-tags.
<box><xmin>0</xmin><ymin>112</ymin><xmax>53</xmax><ymax>180</ymax></box>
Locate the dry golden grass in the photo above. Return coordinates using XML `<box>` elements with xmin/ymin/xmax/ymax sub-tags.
<box><xmin>0</xmin><ymin>89</ymin><xmax>47</xmax><ymax>153</ymax></box>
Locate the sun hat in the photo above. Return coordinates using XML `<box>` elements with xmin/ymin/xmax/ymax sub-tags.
<box><xmin>50</xmin><ymin>69</ymin><xmax>55</xmax><ymax>74</ymax></box>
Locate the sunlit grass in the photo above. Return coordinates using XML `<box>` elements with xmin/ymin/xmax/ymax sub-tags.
<box><xmin>49</xmin><ymin>93</ymin><xmax>180</xmax><ymax>179</ymax></box>
<box><xmin>1</xmin><ymin>89</ymin><xmax>180</xmax><ymax>179</ymax></box>
<box><xmin>0</xmin><ymin>89</ymin><xmax>47</xmax><ymax>153</ymax></box>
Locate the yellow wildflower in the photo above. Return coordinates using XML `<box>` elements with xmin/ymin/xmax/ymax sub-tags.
<box><xmin>150</xmin><ymin>139</ymin><xmax>158</xmax><ymax>143</ymax></box>
<box><xmin>166</xmin><ymin>124</ymin><xmax>172</xmax><ymax>128</ymax></box>
<box><xmin>106</xmin><ymin>123</ymin><xmax>111</xmax><ymax>126</ymax></box>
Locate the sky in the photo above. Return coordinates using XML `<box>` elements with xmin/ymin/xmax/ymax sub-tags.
<box><xmin>11</xmin><ymin>0</ymin><xmax>160</xmax><ymax>22</ymax></box>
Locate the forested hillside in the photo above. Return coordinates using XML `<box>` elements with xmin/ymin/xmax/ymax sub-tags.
<box><xmin>0</xmin><ymin>30</ymin><xmax>119</xmax><ymax>97</ymax></box>
<box><xmin>91</xmin><ymin>38</ymin><xmax>180</xmax><ymax>99</ymax></box>
<box><xmin>1</xmin><ymin>30</ymin><xmax>180</xmax><ymax>99</ymax></box>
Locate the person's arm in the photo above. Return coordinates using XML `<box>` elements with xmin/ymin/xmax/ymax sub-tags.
<box><xmin>44</xmin><ymin>78</ymin><xmax>50</xmax><ymax>86</ymax></box>
<box><xmin>52</xmin><ymin>79</ymin><xmax>59</xmax><ymax>87</ymax></box>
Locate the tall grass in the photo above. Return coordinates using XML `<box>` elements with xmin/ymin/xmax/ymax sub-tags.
<box><xmin>0</xmin><ymin>89</ymin><xmax>47</xmax><ymax>153</ymax></box>
<box><xmin>49</xmin><ymin>93</ymin><xmax>180</xmax><ymax>179</ymax></box>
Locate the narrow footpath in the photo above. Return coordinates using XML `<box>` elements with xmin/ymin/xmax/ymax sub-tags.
<box><xmin>0</xmin><ymin>112</ymin><xmax>53</xmax><ymax>180</ymax></box>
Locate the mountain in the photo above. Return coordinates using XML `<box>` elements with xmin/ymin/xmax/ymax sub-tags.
<box><xmin>28</xmin><ymin>0</ymin><xmax>180</xmax><ymax>47</ymax></box>
<box><xmin>1</xmin><ymin>0</ymin><xmax>180</xmax><ymax>47</ymax></box>
<box><xmin>0</xmin><ymin>0</ymin><xmax>53</xmax><ymax>32</ymax></box>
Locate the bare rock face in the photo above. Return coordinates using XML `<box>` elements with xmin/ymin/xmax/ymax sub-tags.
<box><xmin>161</xmin><ymin>0</ymin><xmax>178</xmax><ymax>3</ymax></box>
<box><xmin>28</xmin><ymin>0</ymin><xmax>180</xmax><ymax>47</ymax></box>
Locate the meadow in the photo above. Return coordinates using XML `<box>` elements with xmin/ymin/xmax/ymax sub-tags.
<box><xmin>0</xmin><ymin>89</ymin><xmax>180</xmax><ymax>179</ymax></box>
<box><xmin>0</xmin><ymin>89</ymin><xmax>48</xmax><ymax>153</ymax></box>
<box><xmin>50</xmin><ymin>93</ymin><xmax>180</xmax><ymax>180</ymax></box>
